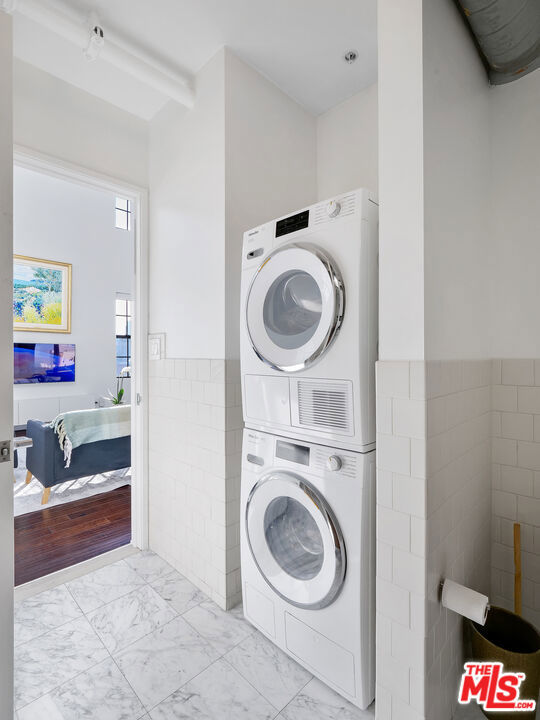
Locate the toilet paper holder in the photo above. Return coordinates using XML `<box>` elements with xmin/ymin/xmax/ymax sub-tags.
<box><xmin>439</xmin><ymin>579</ymin><xmax>491</xmax><ymax>625</ymax></box>
<box><xmin>439</xmin><ymin>579</ymin><xmax>492</xmax><ymax>607</ymax></box>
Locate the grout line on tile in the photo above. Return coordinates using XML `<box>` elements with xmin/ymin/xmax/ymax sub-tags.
<box><xmin>16</xmin><ymin>550</ymin><xmax>319</xmax><ymax>719</ymax></box>
<box><xmin>220</xmin><ymin>648</ymin><xmax>312</xmax><ymax>713</ymax></box>
<box><xmin>62</xmin><ymin>562</ymin><xmax>138</xmax><ymax>617</ymax></box>
<box><xmin>14</xmin><ymin>588</ymin><xmax>85</xmax><ymax>650</ymax></box>
<box><xmin>15</xmin><ymin>652</ymin><xmax>111</xmax><ymax>713</ymax></box>
<box><xmin>109</xmin><ymin>653</ymin><xmax>150</xmax><ymax>714</ymax></box>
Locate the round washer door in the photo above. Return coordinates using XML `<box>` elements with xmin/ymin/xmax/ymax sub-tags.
<box><xmin>245</xmin><ymin>471</ymin><xmax>346</xmax><ymax>609</ymax></box>
<box><xmin>246</xmin><ymin>243</ymin><xmax>344</xmax><ymax>372</ymax></box>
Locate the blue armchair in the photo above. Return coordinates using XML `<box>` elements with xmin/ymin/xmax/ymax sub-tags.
<box><xmin>25</xmin><ymin>419</ymin><xmax>131</xmax><ymax>505</ymax></box>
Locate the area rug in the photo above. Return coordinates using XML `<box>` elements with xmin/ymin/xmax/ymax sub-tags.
<box><xmin>13</xmin><ymin>448</ymin><xmax>131</xmax><ymax>517</ymax></box>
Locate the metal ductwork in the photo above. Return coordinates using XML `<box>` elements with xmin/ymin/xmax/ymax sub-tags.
<box><xmin>455</xmin><ymin>0</ymin><xmax>540</xmax><ymax>84</ymax></box>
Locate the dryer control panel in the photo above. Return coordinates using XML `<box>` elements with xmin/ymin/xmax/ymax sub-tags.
<box><xmin>241</xmin><ymin>188</ymin><xmax>377</xmax><ymax>272</ymax></box>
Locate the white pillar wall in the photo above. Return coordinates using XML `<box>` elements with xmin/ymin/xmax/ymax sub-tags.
<box><xmin>377</xmin><ymin>0</ymin><xmax>424</xmax><ymax>363</ymax></box>
<box><xmin>375</xmin><ymin>361</ymin><xmax>427</xmax><ymax>720</ymax></box>
<box><xmin>377</xmin><ymin>0</ymin><xmax>494</xmax><ymax>718</ymax></box>
<box><xmin>376</xmin><ymin>1</ymin><xmax>428</xmax><ymax>712</ymax></box>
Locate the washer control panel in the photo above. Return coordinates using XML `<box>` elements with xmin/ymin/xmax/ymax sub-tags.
<box><xmin>243</xmin><ymin>429</ymin><xmax>361</xmax><ymax>480</ymax></box>
<box><xmin>313</xmin><ymin>446</ymin><xmax>357</xmax><ymax>478</ymax></box>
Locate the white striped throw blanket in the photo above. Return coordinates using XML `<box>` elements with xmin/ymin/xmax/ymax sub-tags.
<box><xmin>50</xmin><ymin>405</ymin><xmax>131</xmax><ymax>468</ymax></box>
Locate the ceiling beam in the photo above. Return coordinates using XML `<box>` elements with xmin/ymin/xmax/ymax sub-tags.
<box><xmin>1</xmin><ymin>0</ymin><xmax>195</xmax><ymax>109</ymax></box>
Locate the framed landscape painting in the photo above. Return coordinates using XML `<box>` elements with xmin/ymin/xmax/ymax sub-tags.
<box><xmin>13</xmin><ymin>256</ymin><xmax>72</xmax><ymax>333</ymax></box>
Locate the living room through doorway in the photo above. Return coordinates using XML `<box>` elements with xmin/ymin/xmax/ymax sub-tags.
<box><xmin>12</xmin><ymin>159</ymin><xmax>143</xmax><ymax>586</ymax></box>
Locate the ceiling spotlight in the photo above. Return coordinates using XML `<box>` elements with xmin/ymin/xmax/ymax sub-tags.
<box><xmin>344</xmin><ymin>50</ymin><xmax>358</xmax><ymax>64</ymax></box>
<box><xmin>83</xmin><ymin>24</ymin><xmax>105</xmax><ymax>62</ymax></box>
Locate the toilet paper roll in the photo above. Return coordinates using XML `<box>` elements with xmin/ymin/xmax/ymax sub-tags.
<box><xmin>441</xmin><ymin>579</ymin><xmax>490</xmax><ymax>626</ymax></box>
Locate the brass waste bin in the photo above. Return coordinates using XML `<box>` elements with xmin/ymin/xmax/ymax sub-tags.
<box><xmin>469</xmin><ymin>607</ymin><xmax>540</xmax><ymax>719</ymax></box>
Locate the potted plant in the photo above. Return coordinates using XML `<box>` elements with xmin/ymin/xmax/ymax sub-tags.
<box><xmin>109</xmin><ymin>366</ymin><xmax>130</xmax><ymax>405</ymax></box>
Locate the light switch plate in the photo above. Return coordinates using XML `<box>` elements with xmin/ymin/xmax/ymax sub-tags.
<box><xmin>148</xmin><ymin>333</ymin><xmax>165</xmax><ymax>361</ymax></box>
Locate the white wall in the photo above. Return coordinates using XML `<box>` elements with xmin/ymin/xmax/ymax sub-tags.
<box><xmin>378</xmin><ymin>0</ymin><xmax>425</xmax><ymax>362</ymax></box>
<box><xmin>316</xmin><ymin>83</ymin><xmax>378</xmax><ymax>201</ymax></box>
<box><xmin>224</xmin><ymin>49</ymin><xmax>317</xmax><ymax>359</ymax></box>
<box><xmin>0</xmin><ymin>11</ymin><xmax>14</xmax><ymax>717</ymax></box>
<box><xmin>487</xmin><ymin>50</ymin><xmax>540</xmax><ymax>639</ymax></box>
<box><xmin>381</xmin><ymin>7</ymin><xmax>540</xmax><ymax>365</ymax></box>
<box><xmin>148</xmin><ymin>47</ymin><xmax>318</xmax><ymax>361</ymax></box>
<box><xmin>419</xmin><ymin>10</ymin><xmax>493</xmax><ymax>713</ymax></box>
<box><xmin>423</xmin><ymin>0</ymin><xmax>491</xmax><ymax>362</ymax></box>
<box><xmin>490</xmin><ymin>69</ymin><xmax>540</xmax><ymax>358</ymax></box>
<box><xmin>14</xmin><ymin>166</ymin><xmax>133</xmax><ymax>411</ymax></box>
<box><xmin>13</xmin><ymin>59</ymin><xmax>149</xmax><ymax>188</ymax></box>
<box><xmin>148</xmin><ymin>49</ymin><xmax>226</xmax><ymax>359</ymax></box>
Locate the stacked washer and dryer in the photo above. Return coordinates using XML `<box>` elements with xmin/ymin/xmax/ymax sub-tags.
<box><xmin>239</xmin><ymin>188</ymin><xmax>378</xmax><ymax>710</ymax></box>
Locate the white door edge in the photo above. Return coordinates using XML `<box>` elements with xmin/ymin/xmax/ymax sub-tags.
<box><xmin>0</xmin><ymin>12</ymin><xmax>14</xmax><ymax>716</ymax></box>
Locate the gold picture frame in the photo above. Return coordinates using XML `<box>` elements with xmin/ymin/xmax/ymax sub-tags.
<box><xmin>13</xmin><ymin>255</ymin><xmax>72</xmax><ymax>333</ymax></box>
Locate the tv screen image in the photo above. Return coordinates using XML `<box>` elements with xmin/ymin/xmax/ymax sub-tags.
<box><xmin>14</xmin><ymin>343</ymin><xmax>76</xmax><ymax>384</ymax></box>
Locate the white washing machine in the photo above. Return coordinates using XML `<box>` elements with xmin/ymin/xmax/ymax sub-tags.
<box><xmin>240</xmin><ymin>428</ymin><xmax>375</xmax><ymax>709</ymax></box>
<box><xmin>240</xmin><ymin>188</ymin><xmax>378</xmax><ymax>453</ymax></box>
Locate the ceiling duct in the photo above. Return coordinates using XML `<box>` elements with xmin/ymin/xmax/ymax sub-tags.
<box><xmin>455</xmin><ymin>0</ymin><xmax>540</xmax><ymax>84</ymax></box>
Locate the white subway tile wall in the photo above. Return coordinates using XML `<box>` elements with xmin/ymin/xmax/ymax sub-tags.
<box><xmin>425</xmin><ymin>360</ymin><xmax>491</xmax><ymax>720</ymax></box>
<box><xmin>148</xmin><ymin>358</ymin><xmax>243</xmax><ymax>610</ymax></box>
<box><xmin>376</xmin><ymin>361</ymin><xmax>427</xmax><ymax>720</ymax></box>
<box><xmin>376</xmin><ymin>360</ymin><xmax>492</xmax><ymax>720</ymax></box>
<box><xmin>144</xmin><ymin>356</ymin><xmax>539</xmax><ymax>716</ymax></box>
<box><xmin>491</xmin><ymin>358</ymin><xmax>540</xmax><ymax>630</ymax></box>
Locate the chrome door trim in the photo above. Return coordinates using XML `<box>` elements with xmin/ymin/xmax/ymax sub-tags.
<box><xmin>245</xmin><ymin>472</ymin><xmax>347</xmax><ymax>610</ymax></box>
<box><xmin>245</xmin><ymin>242</ymin><xmax>345</xmax><ymax>373</ymax></box>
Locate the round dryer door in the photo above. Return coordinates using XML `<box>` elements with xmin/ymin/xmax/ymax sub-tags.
<box><xmin>246</xmin><ymin>243</ymin><xmax>344</xmax><ymax>372</ymax></box>
<box><xmin>245</xmin><ymin>471</ymin><xmax>346</xmax><ymax>609</ymax></box>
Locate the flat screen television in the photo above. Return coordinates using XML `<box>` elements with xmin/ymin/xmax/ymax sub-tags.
<box><xmin>14</xmin><ymin>343</ymin><xmax>76</xmax><ymax>384</ymax></box>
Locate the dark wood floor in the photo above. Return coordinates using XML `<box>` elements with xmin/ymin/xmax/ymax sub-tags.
<box><xmin>15</xmin><ymin>485</ymin><xmax>131</xmax><ymax>586</ymax></box>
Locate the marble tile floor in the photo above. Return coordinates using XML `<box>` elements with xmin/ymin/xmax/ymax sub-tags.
<box><xmin>14</xmin><ymin>550</ymin><xmax>375</xmax><ymax>720</ymax></box>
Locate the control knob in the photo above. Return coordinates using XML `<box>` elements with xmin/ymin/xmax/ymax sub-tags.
<box><xmin>326</xmin><ymin>200</ymin><xmax>341</xmax><ymax>218</ymax></box>
<box><xmin>326</xmin><ymin>455</ymin><xmax>342</xmax><ymax>472</ymax></box>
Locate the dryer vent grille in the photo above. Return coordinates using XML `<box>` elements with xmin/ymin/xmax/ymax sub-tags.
<box><xmin>295</xmin><ymin>380</ymin><xmax>353</xmax><ymax>435</ymax></box>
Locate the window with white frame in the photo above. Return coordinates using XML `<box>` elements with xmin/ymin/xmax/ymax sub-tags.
<box><xmin>116</xmin><ymin>296</ymin><xmax>132</xmax><ymax>378</ymax></box>
<box><xmin>115</xmin><ymin>197</ymin><xmax>132</xmax><ymax>230</ymax></box>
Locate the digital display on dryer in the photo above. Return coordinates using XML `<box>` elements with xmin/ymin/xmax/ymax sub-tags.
<box><xmin>275</xmin><ymin>210</ymin><xmax>309</xmax><ymax>238</ymax></box>
<box><xmin>275</xmin><ymin>440</ymin><xmax>310</xmax><ymax>466</ymax></box>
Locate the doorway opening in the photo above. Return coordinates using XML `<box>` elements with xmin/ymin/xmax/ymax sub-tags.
<box><xmin>12</xmin><ymin>149</ymin><xmax>148</xmax><ymax>587</ymax></box>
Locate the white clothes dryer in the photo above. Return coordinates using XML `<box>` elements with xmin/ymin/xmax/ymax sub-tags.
<box><xmin>240</xmin><ymin>428</ymin><xmax>375</xmax><ymax>709</ymax></box>
<box><xmin>240</xmin><ymin>189</ymin><xmax>378</xmax><ymax>453</ymax></box>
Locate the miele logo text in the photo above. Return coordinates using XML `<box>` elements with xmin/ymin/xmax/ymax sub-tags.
<box><xmin>458</xmin><ymin>662</ymin><xmax>536</xmax><ymax>712</ymax></box>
